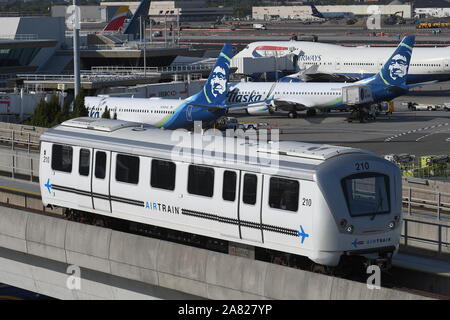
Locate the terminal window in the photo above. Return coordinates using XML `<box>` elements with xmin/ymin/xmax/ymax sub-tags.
<box><xmin>51</xmin><ymin>144</ymin><xmax>73</xmax><ymax>173</ymax></box>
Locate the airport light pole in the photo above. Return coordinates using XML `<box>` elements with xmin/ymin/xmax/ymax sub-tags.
<box><xmin>73</xmin><ymin>0</ymin><xmax>81</xmax><ymax>98</ymax></box>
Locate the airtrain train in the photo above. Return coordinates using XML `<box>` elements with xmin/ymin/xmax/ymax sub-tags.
<box><xmin>39</xmin><ymin>118</ymin><xmax>402</xmax><ymax>269</ymax></box>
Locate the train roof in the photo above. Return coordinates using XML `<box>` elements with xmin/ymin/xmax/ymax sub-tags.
<box><xmin>41</xmin><ymin>118</ymin><xmax>373</xmax><ymax>180</ymax></box>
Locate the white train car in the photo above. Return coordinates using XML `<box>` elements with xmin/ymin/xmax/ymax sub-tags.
<box><xmin>39</xmin><ymin>118</ymin><xmax>402</xmax><ymax>268</ymax></box>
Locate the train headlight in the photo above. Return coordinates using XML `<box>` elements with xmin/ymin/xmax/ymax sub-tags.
<box><xmin>345</xmin><ymin>225</ymin><xmax>354</xmax><ymax>234</ymax></box>
<box><xmin>394</xmin><ymin>215</ymin><xmax>400</xmax><ymax>222</ymax></box>
<box><xmin>340</xmin><ymin>219</ymin><xmax>347</xmax><ymax>228</ymax></box>
<box><xmin>387</xmin><ymin>221</ymin><xmax>396</xmax><ymax>230</ymax></box>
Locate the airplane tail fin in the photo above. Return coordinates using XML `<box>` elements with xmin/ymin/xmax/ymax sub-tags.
<box><xmin>103</xmin><ymin>6</ymin><xmax>129</xmax><ymax>31</ymax></box>
<box><xmin>363</xmin><ymin>36</ymin><xmax>415</xmax><ymax>89</ymax></box>
<box><xmin>311</xmin><ymin>5</ymin><xmax>324</xmax><ymax>18</ymax></box>
<box><xmin>123</xmin><ymin>0</ymin><xmax>151</xmax><ymax>35</ymax></box>
<box><xmin>187</xmin><ymin>44</ymin><xmax>233</xmax><ymax>108</ymax></box>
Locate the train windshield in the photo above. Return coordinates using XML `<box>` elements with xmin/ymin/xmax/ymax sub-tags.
<box><xmin>341</xmin><ymin>173</ymin><xmax>390</xmax><ymax>217</ymax></box>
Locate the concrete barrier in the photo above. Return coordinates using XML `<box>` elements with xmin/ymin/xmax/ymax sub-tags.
<box><xmin>65</xmin><ymin>222</ymin><xmax>112</xmax><ymax>273</ymax></box>
<box><xmin>0</xmin><ymin>207</ymin><xmax>434</xmax><ymax>299</ymax></box>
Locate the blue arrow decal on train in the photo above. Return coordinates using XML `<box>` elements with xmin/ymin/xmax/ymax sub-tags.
<box><xmin>297</xmin><ymin>225</ymin><xmax>309</xmax><ymax>244</ymax></box>
<box><xmin>44</xmin><ymin>178</ymin><xmax>52</xmax><ymax>194</ymax></box>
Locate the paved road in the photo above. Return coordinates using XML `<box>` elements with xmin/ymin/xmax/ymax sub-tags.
<box><xmin>230</xmin><ymin>104</ymin><xmax>450</xmax><ymax>156</ymax></box>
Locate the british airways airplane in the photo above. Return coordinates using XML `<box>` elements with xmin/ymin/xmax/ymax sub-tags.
<box><xmin>84</xmin><ymin>44</ymin><xmax>265</xmax><ymax>129</ymax></box>
<box><xmin>230</xmin><ymin>36</ymin><xmax>416</xmax><ymax>121</ymax></box>
<box><xmin>234</xmin><ymin>40</ymin><xmax>450</xmax><ymax>84</ymax></box>
<box><xmin>310</xmin><ymin>4</ymin><xmax>354</xmax><ymax>20</ymax></box>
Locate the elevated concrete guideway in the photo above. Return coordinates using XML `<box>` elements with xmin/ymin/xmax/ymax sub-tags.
<box><xmin>0</xmin><ymin>206</ymin><xmax>430</xmax><ymax>300</ymax></box>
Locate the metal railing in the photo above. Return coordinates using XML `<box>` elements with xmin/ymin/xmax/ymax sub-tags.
<box><xmin>403</xmin><ymin>187</ymin><xmax>450</xmax><ymax>221</ymax></box>
<box><xmin>402</xmin><ymin>218</ymin><xmax>450</xmax><ymax>255</ymax></box>
<box><xmin>91</xmin><ymin>63</ymin><xmax>215</xmax><ymax>75</ymax></box>
<box><xmin>0</xmin><ymin>34</ymin><xmax>38</xmax><ymax>40</ymax></box>
<box><xmin>0</xmin><ymin>127</ymin><xmax>41</xmax><ymax>153</ymax></box>
<box><xmin>0</xmin><ymin>152</ymin><xmax>39</xmax><ymax>182</ymax></box>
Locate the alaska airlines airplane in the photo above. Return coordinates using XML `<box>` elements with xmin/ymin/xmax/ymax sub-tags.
<box><xmin>230</xmin><ymin>36</ymin><xmax>415</xmax><ymax>120</ymax></box>
<box><xmin>85</xmin><ymin>44</ymin><xmax>265</xmax><ymax>129</ymax></box>
<box><xmin>103</xmin><ymin>5</ymin><xmax>130</xmax><ymax>32</ymax></box>
<box><xmin>234</xmin><ymin>41</ymin><xmax>450</xmax><ymax>84</ymax></box>
<box><xmin>310</xmin><ymin>4</ymin><xmax>354</xmax><ymax>20</ymax></box>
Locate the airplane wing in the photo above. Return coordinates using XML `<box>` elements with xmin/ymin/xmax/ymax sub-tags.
<box><xmin>407</xmin><ymin>80</ymin><xmax>438</xmax><ymax>89</ymax></box>
<box><xmin>188</xmin><ymin>99</ymin><xmax>273</xmax><ymax>112</ymax></box>
<box><xmin>271</xmin><ymin>98</ymin><xmax>312</xmax><ymax>111</ymax></box>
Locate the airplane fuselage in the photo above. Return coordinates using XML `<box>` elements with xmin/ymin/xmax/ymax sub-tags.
<box><xmin>84</xmin><ymin>97</ymin><xmax>225</xmax><ymax>129</ymax></box>
<box><xmin>236</xmin><ymin>41</ymin><xmax>450</xmax><ymax>84</ymax></box>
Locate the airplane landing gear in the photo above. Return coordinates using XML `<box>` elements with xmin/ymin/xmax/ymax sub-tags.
<box><xmin>288</xmin><ymin>111</ymin><xmax>298</xmax><ymax>118</ymax></box>
<box><xmin>306</xmin><ymin>108</ymin><xmax>317</xmax><ymax>117</ymax></box>
<box><xmin>347</xmin><ymin>108</ymin><xmax>369</xmax><ymax>123</ymax></box>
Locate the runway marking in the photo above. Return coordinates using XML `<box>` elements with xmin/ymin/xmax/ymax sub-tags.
<box><xmin>384</xmin><ymin>122</ymin><xmax>450</xmax><ymax>142</ymax></box>
<box><xmin>415</xmin><ymin>127</ymin><xmax>450</xmax><ymax>142</ymax></box>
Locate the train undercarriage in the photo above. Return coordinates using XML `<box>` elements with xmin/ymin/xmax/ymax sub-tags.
<box><xmin>62</xmin><ymin>208</ymin><xmax>394</xmax><ymax>279</ymax></box>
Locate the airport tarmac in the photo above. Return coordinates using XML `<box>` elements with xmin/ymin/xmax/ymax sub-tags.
<box><xmin>229</xmin><ymin>102</ymin><xmax>450</xmax><ymax>157</ymax></box>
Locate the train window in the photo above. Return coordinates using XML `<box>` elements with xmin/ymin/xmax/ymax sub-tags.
<box><xmin>79</xmin><ymin>149</ymin><xmax>90</xmax><ymax>176</ymax></box>
<box><xmin>116</xmin><ymin>154</ymin><xmax>139</xmax><ymax>184</ymax></box>
<box><xmin>188</xmin><ymin>165</ymin><xmax>214</xmax><ymax>197</ymax></box>
<box><xmin>222</xmin><ymin>170</ymin><xmax>237</xmax><ymax>201</ymax></box>
<box><xmin>51</xmin><ymin>144</ymin><xmax>73</xmax><ymax>173</ymax></box>
<box><xmin>243</xmin><ymin>174</ymin><xmax>257</xmax><ymax>205</ymax></box>
<box><xmin>151</xmin><ymin>159</ymin><xmax>176</xmax><ymax>190</ymax></box>
<box><xmin>341</xmin><ymin>172</ymin><xmax>390</xmax><ymax>217</ymax></box>
<box><xmin>95</xmin><ymin>151</ymin><xmax>107</xmax><ymax>179</ymax></box>
<box><xmin>269</xmin><ymin>177</ymin><xmax>299</xmax><ymax>212</ymax></box>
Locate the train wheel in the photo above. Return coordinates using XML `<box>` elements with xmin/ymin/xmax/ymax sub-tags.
<box><xmin>311</xmin><ymin>264</ymin><xmax>327</xmax><ymax>274</ymax></box>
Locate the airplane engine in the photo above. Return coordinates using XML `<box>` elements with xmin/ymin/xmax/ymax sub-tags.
<box><xmin>245</xmin><ymin>105</ymin><xmax>275</xmax><ymax>115</ymax></box>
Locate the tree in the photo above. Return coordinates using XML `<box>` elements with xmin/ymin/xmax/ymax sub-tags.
<box><xmin>72</xmin><ymin>90</ymin><xmax>88</xmax><ymax>118</ymax></box>
<box><xmin>25</xmin><ymin>94</ymin><xmax>61</xmax><ymax>128</ymax></box>
<box><xmin>101</xmin><ymin>106</ymin><xmax>111</xmax><ymax>119</ymax></box>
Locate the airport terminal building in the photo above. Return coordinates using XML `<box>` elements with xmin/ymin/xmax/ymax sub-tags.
<box><xmin>252</xmin><ymin>3</ymin><xmax>413</xmax><ymax>20</ymax></box>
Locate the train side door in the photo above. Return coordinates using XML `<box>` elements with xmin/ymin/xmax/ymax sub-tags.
<box><xmin>74</xmin><ymin>147</ymin><xmax>94</xmax><ymax>210</ymax></box>
<box><xmin>238</xmin><ymin>171</ymin><xmax>263</xmax><ymax>243</ymax></box>
<box><xmin>91</xmin><ymin>149</ymin><xmax>111</xmax><ymax>213</ymax></box>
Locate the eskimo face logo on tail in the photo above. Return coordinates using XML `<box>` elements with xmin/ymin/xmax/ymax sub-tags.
<box><xmin>210</xmin><ymin>66</ymin><xmax>227</xmax><ymax>97</ymax></box>
<box><xmin>388</xmin><ymin>54</ymin><xmax>408</xmax><ymax>80</ymax></box>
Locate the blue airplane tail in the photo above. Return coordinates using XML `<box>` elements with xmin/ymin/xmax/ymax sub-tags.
<box><xmin>361</xmin><ymin>36</ymin><xmax>415</xmax><ymax>90</ymax></box>
<box><xmin>311</xmin><ymin>5</ymin><xmax>324</xmax><ymax>18</ymax></box>
<box><xmin>188</xmin><ymin>44</ymin><xmax>233</xmax><ymax>108</ymax></box>
<box><xmin>123</xmin><ymin>0</ymin><xmax>151</xmax><ymax>35</ymax></box>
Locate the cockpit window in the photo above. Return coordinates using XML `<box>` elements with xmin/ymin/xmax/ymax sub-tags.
<box><xmin>341</xmin><ymin>173</ymin><xmax>390</xmax><ymax>217</ymax></box>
